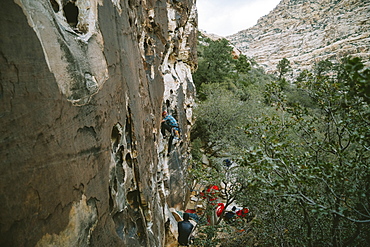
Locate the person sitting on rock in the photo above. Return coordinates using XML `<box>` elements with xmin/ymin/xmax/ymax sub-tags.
<box><xmin>224</xmin><ymin>206</ymin><xmax>237</xmax><ymax>222</ymax></box>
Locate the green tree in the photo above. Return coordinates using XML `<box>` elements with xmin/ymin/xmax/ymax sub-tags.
<box><xmin>276</xmin><ymin>57</ymin><xmax>291</xmax><ymax>81</ymax></box>
<box><xmin>193</xmin><ymin>38</ymin><xmax>234</xmax><ymax>88</ymax></box>
<box><xmin>234</xmin><ymin>54</ymin><xmax>251</xmax><ymax>74</ymax></box>
<box><xmin>189</xmin><ymin>70</ymin><xmax>275</xmax><ymax>245</ymax></box>
<box><xmin>191</xmin><ymin>84</ymin><xmax>249</xmax><ymax>157</ymax></box>
<box><xmin>190</xmin><ymin>57</ymin><xmax>370</xmax><ymax>246</ymax></box>
<box><xmin>240</xmin><ymin>57</ymin><xmax>370</xmax><ymax>246</ymax></box>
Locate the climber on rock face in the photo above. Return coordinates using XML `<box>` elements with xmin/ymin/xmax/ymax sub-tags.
<box><xmin>161</xmin><ymin>111</ymin><xmax>180</xmax><ymax>137</ymax></box>
<box><xmin>161</xmin><ymin>110</ymin><xmax>180</xmax><ymax>155</ymax></box>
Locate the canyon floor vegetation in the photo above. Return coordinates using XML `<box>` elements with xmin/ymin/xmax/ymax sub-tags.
<box><xmin>189</xmin><ymin>33</ymin><xmax>370</xmax><ymax>246</ymax></box>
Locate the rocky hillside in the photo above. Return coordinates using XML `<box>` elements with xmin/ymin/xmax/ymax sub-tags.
<box><xmin>228</xmin><ymin>0</ymin><xmax>370</xmax><ymax>76</ymax></box>
<box><xmin>0</xmin><ymin>0</ymin><xmax>197</xmax><ymax>246</ymax></box>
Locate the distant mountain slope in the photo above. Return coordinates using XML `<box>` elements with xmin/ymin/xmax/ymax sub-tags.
<box><xmin>227</xmin><ymin>0</ymin><xmax>370</xmax><ymax>76</ymax></box>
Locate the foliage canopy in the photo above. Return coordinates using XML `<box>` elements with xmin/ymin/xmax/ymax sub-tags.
<box><xmin>190</xmin><ymin>34</ymin><xmax>370</xmax><ymax>246</ymax></box>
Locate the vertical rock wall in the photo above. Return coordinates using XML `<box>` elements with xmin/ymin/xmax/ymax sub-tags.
<box><xmin>0</xmin><ymin>0</ymin><xmax>197</xmax><ymax>246</ymax></box>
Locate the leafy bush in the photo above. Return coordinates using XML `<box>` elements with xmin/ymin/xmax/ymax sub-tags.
<box><xmin>190</xmin><ymin>54</ymin><xmax>370</xmax><ymax>246</ymax></box>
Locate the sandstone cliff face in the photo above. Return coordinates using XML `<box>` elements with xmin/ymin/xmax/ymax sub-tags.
<box><xmin>0</xmin><ymin>0</ymin><xmax>197</xmax><ymax>246</ymax></box>
<box><xmin>228</xmin><ymin>0</ymin><xmax>370</xmax><ymax>75</ymax></box>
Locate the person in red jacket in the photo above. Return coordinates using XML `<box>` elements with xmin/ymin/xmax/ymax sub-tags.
<box><xmin>236</xmin><ymin>208</ymin><xmax>249</xmax><ymax>218</ymax></box>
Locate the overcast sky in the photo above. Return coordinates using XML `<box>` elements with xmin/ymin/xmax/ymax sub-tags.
<box><xmin>197</xmin><ymin>0</ymin><xmax>281</xmax><ymax>36</ymax></box>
